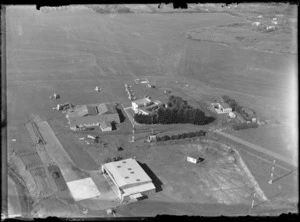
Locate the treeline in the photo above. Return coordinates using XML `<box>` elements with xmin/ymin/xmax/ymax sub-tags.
<box><xmin>232</xmin><ymin>122</ymin><xmax>259</xmax><ymax>131</ymax></box>
<box><xmin>222</xmin><ymin>95</ymin><xmax>255</xmax><ymax>121</ymax></box>
<box><xmin>134</xmin><ymin>96</ymin><xmax>215</xmax><ymax>125</ymax></box>
<box><xmin>156</xmin><ymin>130</ymin><xmax>206</xmax><ymax>142</ymax></box>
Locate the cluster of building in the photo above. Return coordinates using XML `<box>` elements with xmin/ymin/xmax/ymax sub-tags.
<box><xmin>132</xmin><ymin>97</ymin><xmax>163</xmax><ymax>115</ymax></box>
<box><xmin>211</xmin><ymin>100</ymin><xmax>236</xmax><ymax>118</ymax></box>
<box><xmin>66</xmin><ymin>103</ymin><xmax>120</xmax><ymax>132</ymax></box>
<box><xmin>212</xmin><ymin>99</ymin><xmax>258</xmax><ymax>123</ymax></box>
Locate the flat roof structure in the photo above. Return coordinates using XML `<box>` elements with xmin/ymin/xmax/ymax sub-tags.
<box><xmin>132</xmin><ymin>98</ymin><xmax>151</xmax><ymax>106</ymax></box>
<box><xmin>67</xmin><ymin>177</ymin><xmax>101</xmax><ymax>202</ymax></box>
<box><xmin>101</xmin><ymin>158</ymin><xmax>156</xmax><ymax>201</ymax></box>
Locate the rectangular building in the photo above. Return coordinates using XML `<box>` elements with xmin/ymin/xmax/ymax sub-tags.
<box><xmin>101</xmin><ymin>158</ymin><xmax>156</xmax><ymax>202</ymax></box>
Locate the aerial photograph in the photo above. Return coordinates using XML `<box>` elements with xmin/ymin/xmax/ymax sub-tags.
<box><xmin>3</xmin><ymin>3</ymin><xmax>298</xmax><ymax>218</ymax></box>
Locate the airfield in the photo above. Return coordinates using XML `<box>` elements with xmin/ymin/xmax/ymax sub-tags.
<box><xmin>6</xmin><ymin>5</ymin><xmax>297</xmax><ymax>217</ymax></box>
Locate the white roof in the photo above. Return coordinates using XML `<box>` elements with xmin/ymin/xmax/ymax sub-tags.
<box><xmin>133</xmin><ymin>98</ymin><xmax>151</xmax><ymax>106</ymax></box>
<box><xmin>103</xmin><ymin>158</ymin><xmax>153</xmax><ymax>188</ymax></box>
<box><xmin>123</xmin><ymin>182</ymin><xmax>155</xmax><ymax>196</ymax></box>
<box><xmin>67</xmin><ymin>177</ymin><xmax>101</xmax><ymax>202</ymax></box>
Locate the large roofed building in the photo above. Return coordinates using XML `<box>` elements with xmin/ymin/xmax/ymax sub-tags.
<box><xmin>66</xmin><ymin>103</ymin><xmax>120</xmax><ymax>131</ymax></box>
<box><xmin>101</xmin><ymin>158</ymin><xmax>156</xmax><ymax>202</ymax></box>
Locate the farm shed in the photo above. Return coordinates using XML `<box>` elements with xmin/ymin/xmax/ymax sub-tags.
<box><xmin>100</xmin><ymin>121</ymin><xmax>112</xmax><ymax>132</ymax></box>
<box><xmin>101</xmin><ymin>158</ymin><xmax>156</xmax><ymax>202</ymax></box>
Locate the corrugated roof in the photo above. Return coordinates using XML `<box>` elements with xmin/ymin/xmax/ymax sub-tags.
<box><xmin>87</xmin><ymin>105</ymin><xmax>98</xmax><ymax>116</ymax></box>
<box><xmin>133</xmin><ymin>98</ymin><xmax>151</xmax><ymax>106</ymax></box>
<box><xmin>103</xmin><ymin>158</ymin><xmax>153</xmax><ymax>188</ymax></box>
<box><xmin>97</xmin><ymin>103</ymin><xmax>116</xmax><ymax>115</ymax></box>
<box><xmin>100</xmin><ymin>121</ymin><xmax>111</xmax><ymax>129</ymax></box>
<box><xmin>76</xmin><ymin>105</ymin><xmax>88</xmax><ymax>117</ymax></box>
<box><xmin>219</xmin><ymin>100</ymin><xmax>232</xmax><ymax>109</ymax></box>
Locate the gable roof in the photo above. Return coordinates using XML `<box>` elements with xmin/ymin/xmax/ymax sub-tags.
<box><xmin>86</xmin><ymin>105</ymin><xmax>98</xmax><ymax>116</ymax></box>
<box><xmin>100</xmin><ymin>121</ymin><xmax>111</xmax><ymax>129</ymax></box>
<box><xmin>219</xmin><ymin>100</ymin><xmax>232</xmax><ymax>109</ymax></box>
<box><xmin>103</xmin><ymin>158</ymin><xmax>153</xmax><ymax>188</ymax></box>
<box><xmin>97</xmin><ymin>103</ymin><xmax>116</xmax><ymax>115</ymax></box>
<box><xmin>76</xmin><ymin>105</ymin><xmax>89</xmax><ymax>117</ymax></box>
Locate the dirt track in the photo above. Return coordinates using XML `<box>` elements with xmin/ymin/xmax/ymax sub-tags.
<box><xmin>215</xmin><ymin>131</ymin><xmax>297</xmax><ymax>167</ymax></box>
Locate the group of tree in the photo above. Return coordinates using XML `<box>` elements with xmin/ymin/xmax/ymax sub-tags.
<box><xmin>134</xmin><ymin>96</ymin><xmax>215</xmax><ymax>125</ymax></box>
<box><xmin>232</xmin><ymin>122</ymin><xmax>258</xmax><ymax>131</ymax></box>
<box><xmin>222</xmin><ymin>95</ymin><xmax>255</xmax><ymax>121</ymax></box>
<box><xmin>156</xmin><ymin>130</ymin><xmax>206</xmax><ymax>142</ymax></box>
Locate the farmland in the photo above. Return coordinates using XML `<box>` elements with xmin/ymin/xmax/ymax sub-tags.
<box><xmin>5</xmin><ymin>4</ymin><xmax>297</xmax><ymax>217</ymax></box>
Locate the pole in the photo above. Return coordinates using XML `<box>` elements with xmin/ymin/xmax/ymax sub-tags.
<box><xmin>130</xmin><ymin>124</ymin><xmax>135</xmax><ymax>142</ymax></box>
<box><xmin>268</xmin><ymin>160</ymin><xmax>276</xmax><ymax>184</ymax></box>
<box><xmin>248</xmin><ymin>192</ymin><xmax>256</xmax><ymax>214</ymax></box>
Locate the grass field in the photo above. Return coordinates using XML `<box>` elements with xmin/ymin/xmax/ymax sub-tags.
<box><xmin>6</xmin><ymin>5</ymin><xmax>297</xmax><ymax>217</ymax></box>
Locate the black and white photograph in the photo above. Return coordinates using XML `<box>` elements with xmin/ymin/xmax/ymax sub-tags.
<box><xmin>2</xmin><ymin>3</ymin><xmax>298</xmax><ymax>218</ymax></box>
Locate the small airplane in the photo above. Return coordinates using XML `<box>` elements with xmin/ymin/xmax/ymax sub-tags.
<box><xmin>50</xmin><ymin>93</ymin><xmax>60</xmax><ymax>99</ymax></box>
<box><xmin>95</xmin><ymin>86</ymin><xmax>101</xmax><ymax>92</ymax></box>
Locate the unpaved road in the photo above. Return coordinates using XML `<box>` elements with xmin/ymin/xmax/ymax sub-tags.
<box><xmin>7</xmin><ymin>176</ymin><xmax>22</xmax><ymax>217</ymax></box>
<box><xmin>215</xmin><ymin>131</ymin><xmax>297</xmax><ymax>167</ymax></box>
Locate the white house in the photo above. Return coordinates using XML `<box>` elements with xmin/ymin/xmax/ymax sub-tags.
<box><xmin>132</xmin><ymin>98</ymin><xmax>152</xmax><ymax>113</ymax></box>
<box><xmin>212</xmin><ymin>101</ymin><xmax>232</xmax><ymax>114</ymax></box>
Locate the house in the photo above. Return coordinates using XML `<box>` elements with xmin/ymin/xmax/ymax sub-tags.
<box><xmin>132</xmin><ymin>98</ymin><xmax>152</xmax><ymax>113</ymax></box>
<box><xmin>100</xmin><ymin>121</ymin><xmax>112</xmax><ymax>132</ymax></box>
<box><xmin>211</xmin><ymin>101</ymin><xmax>232</xmax><ymax>114</ymax></box>
<box><xmin>219</xmin><ymin>100</ymin><xmax>232</xmax><ymax>113</ymax></box>
<box><xmin>101</xmin><ymin>158</ymin><xmax>156</xmax><ymax>202</ymax></box>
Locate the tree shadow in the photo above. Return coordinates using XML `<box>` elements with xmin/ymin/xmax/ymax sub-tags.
<box><xmin>138</xmin><ymin>162</ymin><xmax>163</xmax><ymax>193</ymax></box>
<box><xmin>116</xmin><ymin>107</ymin><xmax>126</xmax><ymax>123</ymax></box>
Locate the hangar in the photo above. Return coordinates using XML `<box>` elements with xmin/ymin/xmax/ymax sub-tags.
<box><xmin>101</xmin><ymin>158</ymin><xmax>156</xmax><ymax>202</ymax></box>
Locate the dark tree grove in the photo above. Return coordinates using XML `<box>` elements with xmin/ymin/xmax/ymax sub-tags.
<box><xmin>134</xmin><ymin>96</ymin><xmax>215</xmax><ymax>125</ymax></box>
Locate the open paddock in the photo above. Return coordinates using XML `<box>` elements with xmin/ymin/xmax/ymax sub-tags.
<box><xmin>6</xmin><ymin>5</ymin><xmax>297</xmax><ymax>216</ymax></box>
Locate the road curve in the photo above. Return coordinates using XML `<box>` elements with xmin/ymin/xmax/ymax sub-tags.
<box><xmin>215</xmin><ymin>131</ymin><xmax>297</xmax><ymax>167</ymax></box>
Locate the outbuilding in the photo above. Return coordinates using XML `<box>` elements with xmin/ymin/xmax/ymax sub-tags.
<box><xmin>100</xmin><ymin>121</ymin><xmax>112</xmax><ymax>132</ymax></box>
<box><xmin>101</xmin><ymin>158</ymin><xmax>156</xmax><ymax>202</ymax></box>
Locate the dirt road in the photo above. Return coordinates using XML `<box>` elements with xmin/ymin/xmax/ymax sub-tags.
<box><xmin>215</xmin><ymin>131</ymin><xmax>296</xmax><ymax>167</ymax></box>
<box><xmin>7</xmin><ymin>176</ymin><xmax>22</xmax><ymax>217</ymax></box>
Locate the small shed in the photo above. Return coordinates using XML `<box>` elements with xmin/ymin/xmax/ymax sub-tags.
<box><xmin>100</xmin><ymin>121</ymin><xmax>112</xmax><ymax>132</ymax></box>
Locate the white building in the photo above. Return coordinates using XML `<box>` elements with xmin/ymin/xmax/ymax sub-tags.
<box><xmin>101</xmin><ymin>158</ymin><xmax>156</xmax><ymax>202</ymax></box>
<box><xmin>212</xmin><ymin>101</ymin><xmax>232</xmax><ymax>114</ymax></box>
<box><xmin>132</xmin><ymin>98</ymin><xmax>152</xmax><ymax>113</ymax></box>
<box><xmin>228</xmin><ymin>112</ymin><xmax>236</xmax><ymax>118</ymax></box>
